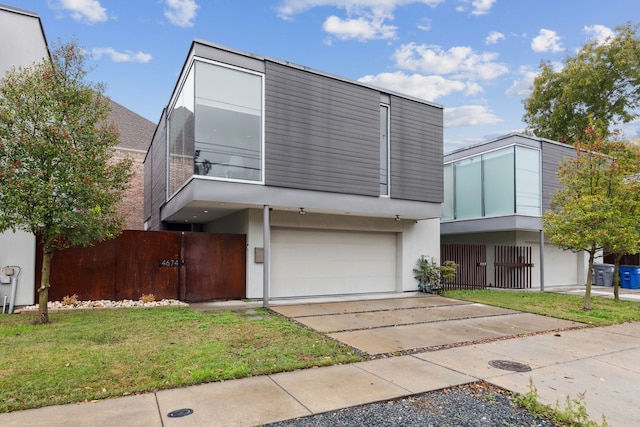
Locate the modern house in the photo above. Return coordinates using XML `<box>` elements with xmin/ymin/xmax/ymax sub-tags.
<box><xmin>441</xmin><ymin>133</ymin><xmax>587</xmax><ymax>289</ymax></box>
<box><xmin>144</xmin><ymin>40</ymin><xmax>444</xmax><ymax>300</ymax></box>
<box><xmin>0</xmin><ymin>4</ymin><xmax>155</xmax><ymax>307</ymax></box>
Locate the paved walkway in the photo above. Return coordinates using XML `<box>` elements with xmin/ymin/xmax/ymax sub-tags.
<box><xmin>2</xmin><ymin>292</ymin><xmax>639</xmax><ymax>426</ymax></box>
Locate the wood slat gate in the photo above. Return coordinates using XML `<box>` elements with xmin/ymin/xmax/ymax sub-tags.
<box><xmin>36</xmin><ymin>230</ymin><xmax>246</xmax><ymax>302</ymax></box>
<box><xmin>494</xmin><ymin>245</ymin><xmax>533</xmax><ymax>289</ymax></box>
<box><xmin>440</xmin><ymin>244</ymin><xmax>487</xmax><ymax>290</ymax></box>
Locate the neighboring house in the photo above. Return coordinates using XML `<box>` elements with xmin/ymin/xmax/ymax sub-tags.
<box><xmin>145</xmin><ymin>40</ymin><xmax>444</xmax><ymax>299</ymax></box>
<box><xmin>108</xmin><ymin>100</ymin><xmax>156</xmax><ymax>230</ymax></box>
<box><xmin>0</xmin><ymin>4</ymin><xmax>49</xmax><ymax>308</ymax></box>
<box><xmin>441</xmin><ymin>133</ymin><xmax>588</xmax><ymax>289</ymax></box>
<box><xmin>0</xmin><ymin>4</ymin><xmax>155</xmax><ymax>307</ymax></box>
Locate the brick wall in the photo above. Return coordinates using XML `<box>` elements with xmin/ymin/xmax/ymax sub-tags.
<box><xmin>114</xmin><ymin>148</ymin><xmax>146</xmax><ymax>230</ymax></box>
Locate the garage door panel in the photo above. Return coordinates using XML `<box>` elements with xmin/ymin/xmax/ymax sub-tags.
<box><xmin>271</xmin><ymin>228</ymin><xmax>396</xmax><ymax>298</ymax></box>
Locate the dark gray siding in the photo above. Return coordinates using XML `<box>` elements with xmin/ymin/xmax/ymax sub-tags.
<box><xmin>389</xmin><ymin>95</ymin><xmax>443</xmax><ymax>203</ymax></box>
<box><xmin>264</xmin><ymin>61</ymin><xmax>380</xmax><ymax>196</ymax></box>
<box><xmin>193</xmin><ymin>42</ymin><xmax>265</xmax><ymax>74</ymax></box>
<box><xmin>541</xmin><ymin>141</ymin><xmax>575</xmax><ymax>211</ymax></box>
<box><xmin>145</xmin><ymin>112</ymin><xmax>168</xmax><ymax>230</ymax></box>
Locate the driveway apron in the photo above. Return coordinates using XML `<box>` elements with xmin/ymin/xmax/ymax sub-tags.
<box><xmin>270</xmin><ymin>294</ymin><xmax>584</xmax><ymax>355</ymax></box>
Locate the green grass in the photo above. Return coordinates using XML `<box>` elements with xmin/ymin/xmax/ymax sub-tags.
<box><xmin>443</xmin><ymin>289</ymin><xmax>640</xmax><ymax>326</ymax></box>
<box><xmin>0</xmin><ymin>307</ymin><xmax>361</xmax><ymax>413</ymax></box>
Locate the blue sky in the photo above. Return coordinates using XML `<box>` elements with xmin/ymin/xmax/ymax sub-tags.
<box><xmin>8</xmin><ymin>0</ymin><xmax>640</xmax><ymax>152</ymax></box>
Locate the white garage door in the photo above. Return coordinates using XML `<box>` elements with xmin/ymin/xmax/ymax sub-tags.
<box><xmin>271</xmin><ymin>228</ymin><xmax>397</xmax><ymax>298</ymax></box>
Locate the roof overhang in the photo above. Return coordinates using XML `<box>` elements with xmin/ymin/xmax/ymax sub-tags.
<box><xmin>441</xmin><ymin>215</ymin><xmax>542</xmax><ymax>235</ymax></box>
<box><xmin>161</xmin><ymin>178</ymin><xmax>442</xmax><ymax>224</ymax></box>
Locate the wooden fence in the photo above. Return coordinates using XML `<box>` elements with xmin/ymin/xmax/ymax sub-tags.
<box><xmin>36</xmin><ymin>230</ymin><xmax>246</xmax><ymax>302</ymax></box>
<box><xmin>440</xmin><ymin>244</ymin><xmax>487</xmax><ymax>290</ymax></box>
<box><xmin>493</xmin><ymin>245</ymin><xmax>533</xmax><ymax>289</ymax></box>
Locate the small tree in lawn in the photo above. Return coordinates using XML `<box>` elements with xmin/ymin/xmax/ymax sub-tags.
<box><xmin>598</xmin><ymin>140</ymin><xmax>640</xmax><ymax>301</ymax></box>
<box><xmin>0</xmin><ymin>40</ymin><xmax>132</xmax><ymax>324</ymax></box>
<box><xmin>542</xmin><ymin>127</ymin><xmax>638</xmax><ymax>310</ymax></box>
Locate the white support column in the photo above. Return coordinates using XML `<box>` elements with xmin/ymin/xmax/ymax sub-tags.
<box><xmin>539</xmin><ymin>230</ymin><xmax>545</xmax><ymax>291</ymax></box>
<box><xmin>263</xmin><ymin>205</ymin><xmax>270</xmax><ymax>307</ymax></box>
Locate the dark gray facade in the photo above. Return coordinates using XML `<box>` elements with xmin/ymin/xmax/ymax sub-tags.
<box><xmin>541</xmin><ymin>140</ymin><xmax>575</xmax><ymax>212</ymax></box>
<box><xmin>144</xmin><ymin>40</ymin><xmax>443</xmax><ymax>229</ymax></box>
<box><xmin>264</xmin><ymin>61</ymin><xmax>381</xmax><ymax>196</ymax></box>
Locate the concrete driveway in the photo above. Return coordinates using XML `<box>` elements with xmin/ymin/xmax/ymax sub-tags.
<box><xmin>270</xmin><ymin>293</ymin><xmax>585</xmax><ymax>355</ymax></box>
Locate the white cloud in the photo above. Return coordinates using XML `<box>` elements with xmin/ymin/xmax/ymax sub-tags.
<box><xmin>358</xmin><ymin>71</ymin><xmax>482</xmax><ymax>101</ymax></box>
<box><xmin>485</xmin><ymin>30</ymin><xmax>505</xmax><ymax>45</ymax></box>
<box><xmin>584</xmin><ymin>24</ymin><xmax>615</xmax><ymax>45</ymax></box>
<box><xmin>323</xmin><ymin>13</ymin><xmax>397</xmax><ymax>40</ymax></box>
<box><xmin>276</xmin><ymin>1</ymin><xmax>443</xmax><ymax>41</ymax></box>
<box><xmin>164</xmin><ymin>0</ymin><xmax>199</xmax><ymax>28</ymax></box>
<box><xmin>505</xmin><ymin>66</ymin><xmax>537</xmax><ymax>97</ymax></box>
<box><xmin>49</xmin><ymin>0</ymin><xmax>108</xmax><ymax>24</ymax></box>
<box><xmin>393</xmin><ymin>42</ymin><xmax>508</xmax><ymax>80</ymax></box>
<box><xmin>276</xmin><ymin>0</ymin><xmax>444</xmax><ymax>19</ymax></box>
<box><xmin>456</xmin><ymin>0</ymin><xmax>496</xmax><ymax>15</ymax></box>
<box><xmin>444</xmin><ymin>105</ymin><xmax>503</xmax><ymax>128</ymax></box>
<box><xmin>92</xmin><ymin>48</ymin><xmax>152</xmax><ymax>63</ymax></box>
<box><xmin>531</xmin><ymin>28</ymin><xmax>563</xmax><ymax>53</ymax></box>
<box><xmin>417</xmin><ymin>17</ymin><xmax>431</xmax><ymax>31</ymax></box>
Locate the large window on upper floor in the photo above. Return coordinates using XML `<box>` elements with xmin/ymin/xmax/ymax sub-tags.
<box><xmin>168</xmin><ymin>59</ymin><xmax>263</xmax><ymax>197</ymax></box>
<box><xmin>380</xmin><ymin>104</ymin><xmax>389</xmax><ymax>196</ymax></box>
<box><xmin>442</xmin><ymin>145</ymin><xmax>541</xmax><ymax>220</ymax></box>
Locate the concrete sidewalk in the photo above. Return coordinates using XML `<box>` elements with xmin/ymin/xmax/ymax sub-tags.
<box><xmin>2</xmin><ymin>296</ymin><xmax>639</xmax><ymax>426</ymax></box>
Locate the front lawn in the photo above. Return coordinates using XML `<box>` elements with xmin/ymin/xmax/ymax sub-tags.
<box><xmin>0</xmin><ymin>307</ymin><xmax>361</xmax><ymax>413</ymax></box>
<box><xmin>443</xmin><ymin>289</ymin><xmax>640</xmax><ymax>326</ymax></box>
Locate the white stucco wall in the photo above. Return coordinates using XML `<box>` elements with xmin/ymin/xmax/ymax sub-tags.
<box><xmin>208</xmin><ymin>209</ymin><xmax>441</xmax><ymax>299</ymax></box>
<box><xmin>442</xmin><ymin>230</ymin><xmax>587</xmax><ymax>289</ymax></box>
<box><xmin>399</xmin><ymin>218</ymin><xmax>440</xmax><ymax>291</ymax></box>
<box><xmin>0</xmin><ymin>231</ymin><xmax>36</xmax><ymax>306</ymax></box>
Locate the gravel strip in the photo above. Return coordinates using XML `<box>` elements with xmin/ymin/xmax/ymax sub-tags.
<box><xmin>19</xmin><ymin>298</ymin><xmax>188</xmax><ymax>312</ymax></box>
<box><xmin>265</xmin><ymin>382</ymin><xmax>555</xmax><ymax>427</ymax></box>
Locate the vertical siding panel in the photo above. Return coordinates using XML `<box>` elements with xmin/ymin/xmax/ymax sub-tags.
<box><xmin>264</xmin><ymin>61</ymin><xmax>380</xmax><ymax>196</ymax></box>
<box><xmin>389</xmin><ymin>95</ymin><xmax>443</xmax><ymax>203</ymax></box>
<box><xmin>541</xmin><ymin>142</ymin><xmax>575</xmax><ymax>212</ymax></box>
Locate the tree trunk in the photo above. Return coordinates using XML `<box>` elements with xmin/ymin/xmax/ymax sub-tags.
<box><xmin>583</xmin><ymin>249</ymin><xmax>594</xmax><ymax>311</ymax></box>
<box><xmin>613</xmin><ymin>254</ymin><xmax>622</xmax><ymax>302</ymax></box>
<box><xmin>37</xmin><ymin>250</ymin><xmax>53</xmax><ymax>324</ymax></box>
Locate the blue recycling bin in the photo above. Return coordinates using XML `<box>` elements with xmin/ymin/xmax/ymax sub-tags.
<box><xmin>619</xmin><ymin>265</ymin><xmax>640</xmax><ymax>290</ymax></box>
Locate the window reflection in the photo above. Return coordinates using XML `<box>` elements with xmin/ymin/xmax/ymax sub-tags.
<box><xmin>194</xmin><ymin>61</ymin><xmax>262</xmax><ymax>181</ymax></box>
<box><xmin>443</xmin><ymin>146</ymin><xmax>541</xmax><ymax>220</ymax></box>
<box><xmin>167</xmin><ymin>59</ymin><xmax>263</xmax><ymax>198</ymax></box>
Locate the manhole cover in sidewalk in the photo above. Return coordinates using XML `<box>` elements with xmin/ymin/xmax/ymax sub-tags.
<box><xmin>488</xmin><ymin>360</ymin><xmax>532</xmax><ymax>372</ymax></box>
<box><xmin>168</xmin><ymin>408</ymin><xmax>194</xmax><ymax>418</ymax></box>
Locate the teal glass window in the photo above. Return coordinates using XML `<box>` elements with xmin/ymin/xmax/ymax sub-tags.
<box><xmin>442</xmin><ymin>163</ymin><xmax>454</xmax><ymax>220</ymax></box>
<box><xmin>443</xmin><ymin>145</ymin><xmax>541</xmax><ymax>220</ymax></box>
<box><xmin>483</xmin><ymin>148</ymin><xmax>515</xmax><ymax>216</ymax></box>
<box><xmin>454</xmin><ymin>156</ymin><xmax>482</xmax><ymax>219</ymax></box>
<box><xmin>515</xmin><ymin>146</ymin><xmax>541</xmax><ymax>215</ymax></box>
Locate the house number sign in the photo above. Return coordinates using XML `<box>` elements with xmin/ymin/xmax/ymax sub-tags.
<box><xmin>159</xmin><ymin>259</ymin><xmax>181</xmax><ymax>267</ymax></box>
